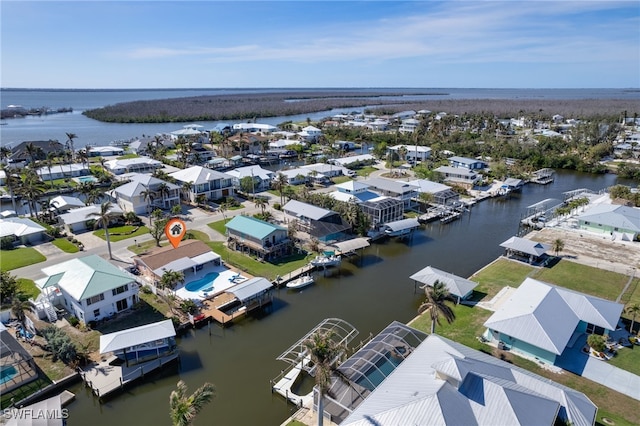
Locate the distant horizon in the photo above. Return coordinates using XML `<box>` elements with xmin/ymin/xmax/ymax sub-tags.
<box><xmin>2</xmin><ymin>2</ymin><xmax>638</xmax><ymax>88</ymax></box>
<box><xmin>2</xmin><ymin>87</ymin><xmax>640</xmax><ymax>91</ymax></box>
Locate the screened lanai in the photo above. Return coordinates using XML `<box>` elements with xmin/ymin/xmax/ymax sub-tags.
<box><xmin>0</xmin><ymin>323</ymin><xmax>39</xmax><ymax>394</ymax></box>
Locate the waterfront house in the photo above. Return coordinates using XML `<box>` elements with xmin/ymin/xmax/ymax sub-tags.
<box><xmin>359</xmin><ymin>196</ymin><xmax>404</xmax><ymax>229</ymax></box>
<box><xmin>225</xmin><ymin>215</ymin><xmax>290</xmax><ymax>260</ymax></box>
<box><xmin>169</xmin><ymin>166</ymin><xmax>234</xmax><ymax>203</ymax></box>
<box><xmin>330</xmin><ymin>154</ymin><xmax>376</xmax><ymax>167</ymax></box>
<box><xmin>0</xmin><ymin>217</ymin><xmax>46</xmax><ymax>245</ymax></box>
<box><xmin>88</xmin><ymin>146</ymin><xmax>124</xmax><ymax>157</ymax></box>
<box><xmin>302</xmin><ymin>163</ymin><xmax>354</xmax><ymax>179</ymax></box>
<box><xmin>35</xmin><ymin>254</ymin><xmax>139</xmax><ymax>324</ymax></box>
<box><xmin>360</xmin><ymin>177</ymin><xmax>419</xmax><ymax>210</ymax></box>
<box><xmin>8</xmin><ymin>140</ymin><xmax>65</xmax><ymax>165</ymax></box>
<box><xmin>448</xmin><ymin>156</ymin><xmax>488</xmax><ymax>170</ymax></box>
<box><xmin>133</xmin><ymin>240</ymin><xmax>221</xmax><ymax>282</ymax></box>
<box><xmin>408</xmin><ymin>179</ymin><xmax>460</xmax><ymax>206</ymax></box>
<box><xmin>278</xmin><ymin>168</ymin><xmax>314</xmax><ymax>186</ymax></box>
<box><xmin>434</xmin><ymin>165</ymin><xmax>480</xmax><ymax>187</ymax></box>
<box><xmin>57</xmin><ymin>204</ymin><xmax>124</xmax><ymax>234</ymax></box>
<box><xmin>409</xmin><ymin>265</ymin><xmax>478</xmax><ymax>303</ymax></box>
<box><xmin>0</xmin><ymin>323</ymin><xmax>38</xmax><ymax>395</ymax></box>
<box><xmin>398</xmin><ymin>118</ymin><xmax>420</xmax><ymax>133</ymax></box>
<box><xmin>576</xmin><ymin>204</ymin><xmax>640</xmax><ymax>240</ymax></box>
<box><xmin>283</xmin><ymin>199</ymin><xmax>351</xmax><ymax>242</ymax></box>
<box><xmin>483</xmin><ymin>277</ymin><xmax>623</xmax><ymax>365</ymax></box>
<box><xmin>104</xmin><ymin>157</ymin><xmax>163</xmax><ymax>175</ymax></box>
<box><xmin>232</xmin><ymin>122</ymin><xmax>277</xmax><ymax>133</ymax></box>
<box><xmin>36</xmin><ymin>163</ymin><xmax>90</xmax><ymax>181</ymax></box>
<box><xmin>387</xmin><ymin>144</ymin><xmax>432</xmax><ymax>162</ymax></box>
<box><xmin>499</xmin><ymin>236</ymin><xmax>551</xmax><ymax>264</ymax></box>
<box><xmin>226</xmin><ymin>165</ymin><xmax>274</xmax><ymax>192</ymax></box>
<box><xmin>298</xmin><ymin>125</ymin><xmax>322</xmax><ymax>141</ymax></box>
<box><xmin>328</xmin><ymin>181</ymin><xmax>381</xmax><ymax>204</ymax></box>
<box><xmin>334</xmin><ymin>325</ymin><xmax>597</xmax><ymax>426</ymax></box>
<box><xmin>108</xmin><ymin>173</ymin><xmax>180</xmax><ymax>214</ymax></box>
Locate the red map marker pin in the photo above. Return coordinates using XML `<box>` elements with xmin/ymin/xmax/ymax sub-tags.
<box><xmin>165</xmin><ymin>218</ymin><xmax>187</xmax><ymax>248</ymax></box>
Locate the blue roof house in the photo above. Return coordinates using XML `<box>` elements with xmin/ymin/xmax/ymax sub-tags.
<box><xmin>225</xmin><ymin>215</ymin><xmax>290</xmax><ymax>261</ymax></box>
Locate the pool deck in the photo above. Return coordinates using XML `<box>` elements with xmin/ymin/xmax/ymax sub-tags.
<box><xmin>175</xmin><ymin>263</ymin><xmax>251</xmax><ymax>302</ymax></box>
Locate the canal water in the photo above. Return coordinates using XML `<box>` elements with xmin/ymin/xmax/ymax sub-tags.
<box><xmin>64</xmin><ymin>170</ymin><xmax>630</xmax><ymax>425</ymax></box>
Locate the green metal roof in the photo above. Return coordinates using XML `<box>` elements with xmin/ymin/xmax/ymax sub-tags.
<box><xmin>225</xmin><ymin>215</ymin><xmax>286</xmax><ymax>240</ymax></box>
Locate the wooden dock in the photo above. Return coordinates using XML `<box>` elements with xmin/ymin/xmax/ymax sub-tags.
<box><xmin>81</xmin><ymin>352</ymin><xmax>179</xmax><ymax>399</ymax></box>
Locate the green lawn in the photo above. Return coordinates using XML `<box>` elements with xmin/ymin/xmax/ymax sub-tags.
<box><xmin>17</xmin><ymin>278</ymin><xmax>40</xmax><ymax>299</ymax></box>
<box><xmin>355</xmin><ymin>166</ymin><xmax>377</xmax><ymax>177</ymax></box>
<box><xmin>207</xmin><ymin>220</ymin><xmax>227</xmax><ymax>236</ymax></box>
<box><xmin>608</xmin><ymin>345</ymin><xmax>640</xmax><ymax>376</ymax></box>
<box><xmin>533</xmin><ymin>260</ymin><xmax>628</xmax><ymax>301</ymax></box>
<box><xmin>0</xmin><ymin>248</ymin><xmax>46</xmax><ymax>270</ymax></box>
<box><xmin>331</xmin><ymin>175</ymin><xmax>352</xmax><ymax>184</ymax></box>
<box><xmin>619</xmin><ymin>278</ymin><xmax>640</xmax><ymax>307</ymax></box>
<box><xmin>52</xmin><ymin>237</ymin><xmax>79</xmax><ymax>253</ymax></box>
<box><xmin>207</xmin><ymin>241</ymin><xmax>312</xmax><ymax>281</ymax></box>
<box><xmin>469</xmin><ymin>258</ymin><xmax>534</xmax><ymax>299</ymax></box>
<box><xmin>94</xmin><ymin>225</ymin><xmax>150</xmax><ymax>242</ymax></box>
<box><xmin>127</xmin><ymin>240</ymin><xmax>168</xmax><ymax>255</ymax></box>
<box><xmin>116</xmin><ymin>153</ymin><xmax>139</xmax><ymax>159</ymax></box>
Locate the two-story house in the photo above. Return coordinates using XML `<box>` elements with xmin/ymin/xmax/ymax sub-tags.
<box><xmin>108</xmin><ymin>174</ymin><xmax>181</xmax><ymax>214</ymax></box>
<box><xmin>35</xmin><ymin>255</ymin><xmax>139</xmax><ymax>324</ymax></box>
<box><xmin>225</xmin><ymin>215</ymin><xmax>290</xmax><ymax>261</ymax></box>
<box><xmin>169</xmin><ymin>166</ymin><xmax>235</xmax><ymax>203</ymax></box>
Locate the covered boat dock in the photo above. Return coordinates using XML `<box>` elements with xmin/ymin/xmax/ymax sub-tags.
<box><xmin>409</xmin><ymin>265</ymin><xmax>478</xmax><ymax>303</ymax></box>
<box><xmin>331</xmin><ymin>237</ymin><xmax>370</xmax><ymax>257</ymax></box>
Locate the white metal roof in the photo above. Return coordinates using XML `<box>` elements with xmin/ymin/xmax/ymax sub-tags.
<box><xmin>331</xmin><ymin>237</ymin><xmax>370</xmax><ymax>253</ymax></box>
<box><xmin>283</xmin><ymin>199</ymin><xmax>333</xmax><ymax>221</ymax></box>
<box><xmin>227</xmin><ymin>277</ymin><xmax>272</xmax><ymax>302</ymax></box>
<box><xmin>362</xmin><ymin>177</ymin><xmax>419</xmax><ymax>194</ymax></box>
<box><xmin>343</xmin><ymin>333</ymin><xmax>596</xmax><ymax>426</ymax></box>
<box><xmin>49</xmin><ymin>195</ymin><xmax>85</xmax><ymax>210</ymax></box>
<box><xmin>100</xmin><ymin>319</ymin><xmax>175</xmax><ymax>354</ymax></box>
<box><xmin>58</xmin><ymin>204</ymin><xmax>123</xmax><ymax>226</ymax></box>
<box><xmin>191</xmin><ymin>251</ymin><xmax>220</xmax><ymax>265</ymax></box>
<box><xmin>407</xmin><ymin>179</ymin><xmax>452</xmax><ymax>194</ymax></box>
<box><xmin>484</xmin><ymin>278</ymin><xmax>624</xmax><ymax>355</ymax></box>
<box><xmin>153</xmin><ymin>257</ymin><xmax>197</xmax><ymax>276</ymax></box>
<box><xmin>169</xmin><ymin>165</ymin><xmax>232</xmax><ymax>185</ymax></box>
<box><xmin>500</xmin><ymin>236</ymin><xmax>550</xmax><ymax>257</ymax></box>
<box><xmin>226</xmin><ymin>165</ymin><xmax>274</xmax><ymax>180</ymax></box>
<box><xmin>578</xmin><ymin>204</ymin><xmax>640</xmax><ymax>232</ymax></box>
<box><xmin>0</xmin><ymin>217</ymin><xmax>46</xmax><ymax>238</ymax></box>
<box><xmin>410</xmin><ymin>266</ymin><xmax>478</xmax><ymax>299</ymax></box>
<box><xmin>384</xmin><ymin>218</ymin><xmax>420</xmax><ymax>232</ymax></box>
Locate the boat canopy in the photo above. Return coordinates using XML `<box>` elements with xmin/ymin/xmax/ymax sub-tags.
<box><xmin>227</xmin><ymin>277</ymin><xmax>272</xmax><ymax>302</ymax></box>
<box><xmin>384</xmin><ymin>218</ymin><xmax>420</xmax><ymax>233</ymax></box>
<box><xmin>331</xmin><ymin>237</ymin><xmax>370</xmax><ymax>253</ymax></box>
<box><xmin>100</xmin><ymin>319</ymin><xmax>175</xmax><ymax>354</ymax></box>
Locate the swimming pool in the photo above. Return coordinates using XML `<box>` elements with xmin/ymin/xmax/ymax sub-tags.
<box><xmin>0</xmin><ymin>365</ymin><xmax>17</xmax><ymax>385</ymax></box>
<box><xmin>75</xmin><ymin>176</ymin><xmax>98</xmax><ymax>183</ymax></box>
<box><xmin>185</xmin><ymin>272</ymin><xmax>220</xmax><ymax>292</ymax></box>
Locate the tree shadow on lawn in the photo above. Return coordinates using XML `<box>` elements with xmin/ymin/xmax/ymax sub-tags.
<box><xmin>94</xmin><ymin>300</ymin><xmax>166</xmax><ymax>335</ymax></box>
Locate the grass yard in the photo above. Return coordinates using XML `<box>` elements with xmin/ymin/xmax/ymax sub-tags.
<box><xmin>620</xmin><ymin>277</ymin><xmax>640</xmax><ymax>307</ymax></box>
<box><xmin>208</xmin><ymin>241</ymin><xmax>313</xmax><ymax>281</ymax></box>
<box><xmin>94</xmin><ymin>225</ymin><xmax>149</xmax><ymax>242</ymax></box>
<box><xmin>17</xmin><ymin>278</ymin><xmax>40</xmax><ymax>299</ymax></box>
<box><xmin>533</xmin><ymin>260</ymin><xmax>628</xmax><ymax>301</ymax></box>
<box><xmin>52</xmin><ymin>237</ymin><xmax>79</xmax><ymax>253</ymax></box>
<box><xmin>355</xmin><ymin>166</ymin><xmax>377</xmax><ymax>177</ymax></box>
<box><xmin>331</xmin><ymin>175</ymin><xmax>352</xmax><ymax>184</ymax></box>
<box><xmin>468</xmin><ymin>258</ymin><xmax>534</xmax><ymax>299</ymax></box>
<box><xmin>116</xmin><ymin>153</ymin><xmax>139</xmax><ymax>159</ymax></box>
<box><xmin>0</xmin><ymin>248</ymin><xmax>46</xmax><ymax>270</ymax></box>
<box><xmin>127</xmin><ymin>240</ymin><xmax>169</xmax><ymax>255</ymax></box>
<box><xmin>207</xmin><ymin>219</ymin><xmax>227</xmax><ymax>236</ymax></box>
<box><xmin>608</xmin><ymin>345</ymin><xmax>640</xmax><ymax>376</ymax></box>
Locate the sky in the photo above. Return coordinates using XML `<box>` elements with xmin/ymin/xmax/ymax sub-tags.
<box><xmin>1</xmin><ymin>1</ymin><xmax>639</xmax><ymax>89</ymax></box>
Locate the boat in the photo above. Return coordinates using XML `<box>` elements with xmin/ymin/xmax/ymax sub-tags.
<box><xmin>286</xmin><ymin>275</ymin><xmax>315</xmax><ymax>289</ymax></box>
<box><xmin>309</xmin><ymin>254</ymin><xmax>341</xmax><ymax>268</ymax></box>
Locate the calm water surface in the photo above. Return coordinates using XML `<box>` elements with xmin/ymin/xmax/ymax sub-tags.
<box><xmin>64</xmin><ymin>170</ymin><xmax>628</xmax><ymax>426</ymax></box>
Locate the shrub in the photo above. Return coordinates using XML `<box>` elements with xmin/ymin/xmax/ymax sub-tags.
<box><xmin>180</xmin><ymin>299</ymin><xmax>198</xmax><ymax>315</ymax></box>
<box><xmin>68</xmin><ymin>316</ymin><xmax>80</xmax><ymax>327</ymax></box>
<box><xmin>587</xmin><ymin>334</ymin><xmax>606</xmax><ymax>353</ymax></box>
<box><xmin>141</xmin><ymin>285</ymin><xmax>152</xmax><ymax>294</ymax></box>
<box><xmin>273</xmin><ymin>203</ymin><xmax>282</xmax><ymax>211</ymax></box>
<box><xmin>41</xmin><ymin>326</ymin><xmax>78</xmax><ymax>364</ymax></box>
<box><xmin>1</xmin><ymin>236</ymin><xmax>14</xmax><ymax>250</ymax></box>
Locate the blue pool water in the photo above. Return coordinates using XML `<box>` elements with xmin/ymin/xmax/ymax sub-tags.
<box><xmin>0</xmin><ymin>365</ymin><xmax>17</xmax><ymax>385</ymax></box>
<box><xmin>355</xmin><ymin>353</ymin><xmax>403</xmax><ymax>391</ymax></box>
<box><xmin>77</xmin><ymin>176</ymin><xmax>98</xmax><ymax>183</ymax></box>
<box><xmin>185</xmin><ymin>272</ymin><xmax>220</xmax><ymax>292</ymax></box>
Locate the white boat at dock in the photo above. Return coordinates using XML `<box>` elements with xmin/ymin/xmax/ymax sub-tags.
<box><xmin>286</xmin><ymin>275</ymin><xmax>315</xmax><ymax>289</ymax></box>
<box><xmin>309</xmin><ymin>254</ymin><xmax>341</xmax><ymax>268</ymax></box>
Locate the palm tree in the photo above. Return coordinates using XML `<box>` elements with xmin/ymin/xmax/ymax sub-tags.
<box><xmin>3</xmin><ymin>167</ymin><xmax>20</xmax><ymax>212</ymax></box>
<box><xmin>302</xmin><ymin>330</ymin><xmax>343</xmax><ymax>426</ymax></box>
<box><xmin>44</xmin><ymin>152</ymin><xmax>56</xmax><ymax>189</ymax></box>
<box><xmin>273</xmin><ymin>173</ymin><xmax>288</xmax><ymax>206</ymax></box>
<box><xmin>160</xmin><ymin>269</ymin><xmax>185</xmax><ymax>295</ymax></box>
<box><xmin>156</xmin><ymin>182</ymin><xmax>171</xmax><ymax>209</ymax></box>
<box><xmin>11</xmin><ymin>298</ymin><xmax>35</xmax><ymax>331</ymax></box>
<box><xmin>181</xmin><ymin>181</ymin><xmax>193</xmax><ymax>203</ymax></box>
<box><xmin>254</xmin><ymin>197</ymin><xmax>268</xmax><ymax>216</ymax></box>
<box><xmin>418</xmin><ymin>280</ymin><xmax>456</xmax><ymax>334</ymax></box>
<box><xmin>87</xmin><ymin>201</ymin><xmax>115</xmax><ymax>259</ymax></box>
<box><xmin>25</xmin><ymin>142</ymin><xmax>41</xmax><ymax>166</ymax></box>
<box><xmin>624</xmin><ymin>303</ymin><xmax>640</xmax><ymax>334</ymax></box>
<box><xmin>218</xmin><ymin>202</ymin><xmax>228</xmax><ymax>221</ymax></box>
<box><xmin>0</xmin><ymin>146</ymin><xmax>11</xmax><ymax>164</ymax></box>
<box><xmin>17</xmin><ymin>170</ymin><xmax>46</xmax><ymax>218</ymax></box>
<box><xmin>169</xmin><ymin>380</ymin><xmax>215</xmax><ymax>426</ymax></box>
<box><xmin>65</xmin><ymin>132</ymin><xmax>77</xmax><ymax>162</ymax></box>
<box><xmin>552</xmin><ymin>238</ymin><xmax>565</xmax><ymax>257</ymax></box>
<box><xmin>141</xmin><ymin>184</ymin><xmax>156</xmax><ymax>217</ymax></box>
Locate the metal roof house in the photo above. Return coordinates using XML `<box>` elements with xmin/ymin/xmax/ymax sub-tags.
<box><xmin>0</xmin><ymin>217</ymin><xmax>46</xmax><ymax>245</ymax></box>
<box><xmin>434</xmin><ymin>165</ymin><xmax>481</xmax><ymax>187</ymax></box>
<box><xmin>500</xmin><ymin>236</ymin><xmax>551</xmax><ymax>264</ymax></box>
<box><xmin>169</xmin><ymin>165</ymin><xmax>234</xmax><ymax>203</ymax></box>
<box><xmin>577</xmin><ymin>204</ymin><xmax>640</xmax><ymax>240</ymax></box>
<box><xmin>108</xmin><ymin>174</ymin><xmax>180</xmax><ymax>214</ymax></box>
<box><xmin>35</xmin><ymin>255</ymin><xmax>139</xmax><ymax>324</ymax></box>
<box><xmin>483</xmin><ymin>278</ymin><xmax>623</xmax><ymax>365</ymax></box>
<box><xmin>225</xmin><ymin>215</ymin><xmax>291</xmax><ymax>261</ymax></box>
<box><xmin>409</xmin><ymin>266</ymin><xmax>478</xmax><ymax>303</ymax></box>
<box><xmin>360</xmin><ymin>177</ymin><xmax>419</xmax><ymax>210</ymax></box>
<box><xmin>57</xmin><ymin>204</ymin><xmax>124</xmax><ymax>234</ymax></box>
<box><xmin>387</xmin><ymin>144</ymin><xmax>432</xmax><ymax>161</ymax></box>
<box><xmin>104</xmin><ymin>157</ymin><xmax>163</xmax><ymax>175</ymax></box>
<box><xmin>340</xmin><ymin>331</ymin><xmax>597</xmax><ymax>426</ymax></box>
<box><xmin>448</xmin><ymin>156</ymin><xmax>488</xmax><ymax>170</ymax></box>
<box><xmin>283</xmin><ymin>199</ymin><xmax>351</xmax><ymax>242</ymax></box>
<box><xmin>226</xmin><ymin>165</ymin><xmax>274</xmax><ymax>192</ymax></box>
